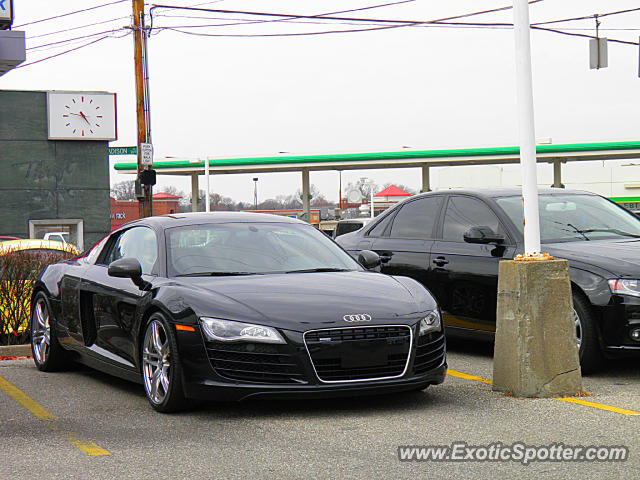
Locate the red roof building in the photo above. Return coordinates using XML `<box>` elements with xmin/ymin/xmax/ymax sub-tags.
<box><xmin>374</xmin><ymin>185</ymin><xmax>412</xmax><ymax>201</ymax></box>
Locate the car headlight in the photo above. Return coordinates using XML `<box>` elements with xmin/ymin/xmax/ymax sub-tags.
<box><xmin>200</xmin><ymin>317</ymin><xmax>286</xmax><ymax>344</ymax></box>
<box><xmin>608</xmin><ymin>279</ymin><xmax>640</xmax><ymax>298</ymax></box>
<box><xmin>418</xmin><ymin>310</ymin><xmax>441</xmax><ymax>336</ymax></box>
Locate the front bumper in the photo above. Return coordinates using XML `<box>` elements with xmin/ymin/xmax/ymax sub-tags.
<box><xmin>598</xmin><ymin>295</ymin><xmax>640</xmax><ymax>357</ymax></box>
<box><xmin>175</xmin><ymin>324</ymin><xmax>447</xmax><ymax>402</ymax></box>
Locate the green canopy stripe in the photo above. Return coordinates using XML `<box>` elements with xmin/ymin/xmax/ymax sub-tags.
<box><xmin>113</xmin><ymin>141</ymin><xmax>640</xmax><ymax>171</ymax></box>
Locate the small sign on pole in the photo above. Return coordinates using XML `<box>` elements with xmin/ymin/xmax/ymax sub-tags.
<box><xmin>140</xmin><ymin>143</ymin><xmax>153</xmax><ymax>166</ymax></box>
<box><xmin>589</xmin><ymin>38</ymin><xmax>608</xmax><ymax>69</ymax></box>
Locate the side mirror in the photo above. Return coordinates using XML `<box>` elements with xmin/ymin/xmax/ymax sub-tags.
<box><xmin>463</xmin><ymin>226</ymin><xmax>505</xmax><ymax>245</ymax></box>
<box><xmin>358</xmin><ymin>250</ymin><xmax>381</xmax><ymax>270</ymax></box>
<box><xmin>108</xmin><ymin>257</ymin><xmax>148</xmax><ymax>289</ymax></box>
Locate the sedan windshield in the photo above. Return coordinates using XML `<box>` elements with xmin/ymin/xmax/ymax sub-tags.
<box><xmin>166</xmin><ymin>222</ymin><xmax>361</xmax><ymax>276</ymax></box>
<box><xmin>496</xmin><ymin>194</ymin><xmax>640</xmax><ymax>243</ymax></box>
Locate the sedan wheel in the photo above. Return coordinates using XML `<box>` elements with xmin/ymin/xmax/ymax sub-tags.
<box><xmin>572</xmin><ymin>292</ymin><xmax>603</xmax><ymax>374</ymax></box>
<box><xmin>141</xmin><ymin>314</ymin><xmax>186</xmax><ymax>412</ymax></box>
<box><xmin>574</xmin><ymin>309</ymin><xmax>582</xmax><ymax>350</ymax></box>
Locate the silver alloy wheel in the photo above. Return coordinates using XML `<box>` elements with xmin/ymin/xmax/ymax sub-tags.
<box><xmin>142</xmin><ymin>319</ymin><xmax>171</xmax><ymax>405</ymax></box>
<box><xmin>32</xmin><ymin>298</ymin><xmax>50</xmax><ymax>365</ymax></box>
<box><xmin>574</xmin><ymin>309</ymin><xmax>582</xmax><ymax>350</ymax></box>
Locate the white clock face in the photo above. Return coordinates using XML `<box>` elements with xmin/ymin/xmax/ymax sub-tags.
<box><xmin>47</xmin><ymin>92</ymin><xmax>117</xmax><ymax>141</ymax></box>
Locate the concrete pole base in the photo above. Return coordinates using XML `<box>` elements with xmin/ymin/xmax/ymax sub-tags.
<box><xmin>492</xmin><ymin>259</ymin><xmax>582</xmax><ymax>398</ymax></box>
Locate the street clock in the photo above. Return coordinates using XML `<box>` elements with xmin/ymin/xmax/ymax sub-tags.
<box><xmin>47</xmin><ymin>91</ymin><xmax>117</xmax><ymax>141</ymax></box>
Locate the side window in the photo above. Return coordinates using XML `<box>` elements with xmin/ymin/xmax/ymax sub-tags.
<box><xmin>104</xmin><ymin>227</ymin><xmax>158</xmax><ymax>275</ymax></box>
<box><xmin>442</xmin><ymin>196</ymin><xmax>504</xmax><ymax>242</ymax></box>
<box><xmin>388</xmin><ymin>196</ymin><xmax>443</xmax><ymax>239</ymax></box>
<box><xmin>366</xmin><ymin>213</ymin><xmax>395</xmax><ymax>237</ymax></box>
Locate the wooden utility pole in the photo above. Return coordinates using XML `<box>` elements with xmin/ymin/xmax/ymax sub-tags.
<box><xmin>132</xmin><ymin>0</ymin><xmax>153</xmax><ymax>217</ymax></box>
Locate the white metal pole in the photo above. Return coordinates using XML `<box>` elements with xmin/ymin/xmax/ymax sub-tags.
<box><xmin>513</xmin><ymin>0</ymin><xmax>541</xmax><ymax>254</ymax></box>
<box><xmin>204</xmin><ymin>156</ymin><xmax>210</xmax><ymax>212</ymax></box>
<box><xmin>370</xmin><ymin>180</ymin><xmax>375</xmax><ymax>219</ymax></box>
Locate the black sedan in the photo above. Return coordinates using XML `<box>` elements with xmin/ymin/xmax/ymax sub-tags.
<box><xmin>336</xmin><ymin>188</ymin><xmax>640</xmax><ymax>373</ymax></box>
<box><xmin>31</xmin><ymin>212</ymin><xmax>446</xmax><ymax>412</ymax></box>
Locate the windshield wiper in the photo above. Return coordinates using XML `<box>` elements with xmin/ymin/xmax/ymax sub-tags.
<box><xmin>175</xmin><ymin>272</ymin><xmax>260</xmax><ymax>277</ymax></box>
<box><xmin>575</xmin><ymin>228</ymin><xmax>640</xmax><ymax>238</ymax></box>
<box><xmin>284</xmin><ymin>268</ymin><xmax>352</xmax><ymax>273</ymax></box>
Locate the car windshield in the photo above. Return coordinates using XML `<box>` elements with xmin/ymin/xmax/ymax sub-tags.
<box><xmin>166</xmin><ymin>222</ymin><xmax>362</xmax><ymax>276</ymax></box>
<box><xmin>496</xmin><ymin>194</ymin><xmax>640</xmax><ymax>243</ymax></box>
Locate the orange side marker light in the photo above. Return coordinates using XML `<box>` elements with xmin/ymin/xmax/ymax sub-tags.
<box><xmin>175</xmin><ymin>324</ymin><xmax>196</xmax><ymax>332</ymax></box>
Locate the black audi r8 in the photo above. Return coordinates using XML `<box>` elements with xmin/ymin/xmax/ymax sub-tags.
<box><xmin>30</xmin><ymin>212</ymin><xmax>446</xmax><ymax>412</ymax></box>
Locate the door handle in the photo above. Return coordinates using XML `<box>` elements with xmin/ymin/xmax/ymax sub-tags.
<box><xmin>433</xmin><ymin>257</ymin><xmax>449</xmax><ymax>266</ymax></box>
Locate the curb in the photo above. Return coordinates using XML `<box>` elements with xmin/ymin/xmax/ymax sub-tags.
<box><xmin>0</xmin><ymin>344</ymin><xmax>31</xmax><ymax>357</ymax></box>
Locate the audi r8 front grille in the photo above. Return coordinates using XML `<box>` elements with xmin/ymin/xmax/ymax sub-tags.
<box><xmin>205</xmin><ymin>342</ymin><xmax>305</xmax><ymax>384</ymax></box>
<box><xmin>303</xmin><ymin>326</ymin><xmax>412</xmax><ymax>382</ymax></box>
<box><xmin>413</xmin><ymin>332</ymin><xmax>446</xmax><ymax>374</ymax></box>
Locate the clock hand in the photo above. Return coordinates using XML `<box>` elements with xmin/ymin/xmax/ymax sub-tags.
<box><xmin>79</xmin><ymin>111</ymin><xmax>91</xmax><ymax>125</ymax></box>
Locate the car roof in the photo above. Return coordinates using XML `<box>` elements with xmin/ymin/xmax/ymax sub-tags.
<box><xmin>412</xmin><ymin>187</ymin><xmax>597</xmax><ymax>200</ymax></box>
<box><xmin>0</xmin><ymin>239</ymin><xmax>78</xmax><ymax>254</ymax></box>
<box><xmin>123</xmin><ymin>211</ymin><xmax>306</xmax><ymax>229</ymax></box>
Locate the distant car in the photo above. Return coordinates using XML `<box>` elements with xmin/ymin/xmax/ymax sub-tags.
<box><xmin>43</xmin><ymin>232</ymin><xmax>70</xmax><ymax>244</ymax></box>
<box><xmin>336</xmin><ymin>188</ymin><xmax>640</xmax><ymax>373</ymax></box>
<box><xmin>31</xmin><ymin>212</ymin><xmax>446</xmax><ymax>412</ymax></box>
<box><xmin>333</xmin><ymin>218</ymin><xmax>370</xmax><ymax>238</ymax></box>
<box><xmin>0</xmin><ymin>236</ymin><xmax>20</xmax><ymax>243</ymax></box>
<box><xmin>318</xmin><ymin>220</ymin><xmax>338</xmax><ymax>237</ymax></box>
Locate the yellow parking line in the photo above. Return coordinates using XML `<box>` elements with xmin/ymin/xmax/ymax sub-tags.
<box><xmin>446</xmin><ymin>369</ymin><xmax>493</xmax><ymax>385</ymax></box>
<box><xmin>0</xmin><ymin>374</ymin><xmax>111</xmax><ymax>456</ymax></box>
<box><xmin>446</xmin><ymin>369</ymin><xmax>640</xmax><ymax>416</ymax></box>
<box><xmin>556</xmin><ymin>397</ymin><xmax>640</xmax><ymax>416</ymax></box>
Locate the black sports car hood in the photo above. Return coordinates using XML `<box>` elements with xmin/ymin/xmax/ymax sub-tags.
<box><xmin>545</xmin><ymin>238</ymin><xmax>640</xmax><ymax>277</ymax></box>
<box><xmin>177</xmin><ymin>271</ymin><xmax>436</xmax><ymax>332</ymax></box>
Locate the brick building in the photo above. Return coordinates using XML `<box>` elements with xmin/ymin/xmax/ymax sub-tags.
<box><xmin>110</xmin><ymin>193</ymin><xmax>181</xmax><ymax>230</ymax></box>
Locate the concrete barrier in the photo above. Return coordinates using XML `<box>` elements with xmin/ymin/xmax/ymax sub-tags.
<box><xmin>492</xmin><ymin>259</ymin><xmax>582</xmax><ymax>397</ymax></box>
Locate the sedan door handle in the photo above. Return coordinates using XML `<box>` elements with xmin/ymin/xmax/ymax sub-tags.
<box><xmin>432</xmin><ymin>257</ymin><xmax>449</xmax><ymax>266</ymax></box>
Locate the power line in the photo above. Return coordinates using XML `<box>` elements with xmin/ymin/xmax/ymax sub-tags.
<box><xmin>532</xmin><ymin>6</ymin><xmax>640</xmax><ymax>26</ymax></box>
<box><xmin>27</xmin><ymin>28</ymin><xmax>128</xmax><ymax>51</ymax></box>
<box><xmin>149</xmin><ymin>0</ymin><xmax>543</xmax><ymax>38</ymax></box>
<box><xmin>15</xmin><ymin>31</ymin><xmax>130</xmax><ymax>69</ymax></box>
<box><xmin>151</xmin><ymin>1</ymin><xmax>637</xmax><ymax>46</ymax></box>
<box><xmin>27</xmin><ymin>16</ymin><xmax>129</xmax><ymax>40</ymax></box>
<box><xmin>150</xmin><ymin>1</ymin><xmax>543</xmax><ymax>26</ymax></box>
<box><xmin>13</xmin><ymin>0</ymin><xmax>128</xmax><ymax>28</ymax></box>
<box><xmin>149</xmin><ymin>0</ymin><xmax>420</xmax><ymax>34</ymax></box>
<box><xmin>530</xmin><ymin>25</ymin><xmax>638</xmax><ymax>46</ymax></box>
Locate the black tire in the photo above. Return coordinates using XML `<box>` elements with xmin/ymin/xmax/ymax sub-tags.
<box><xmin>141</xmin><ymin>312</ymin><xmax>187</xmax><ymax>413</ymax></box>
<box><xmin>573</xmin><ymin>292</ymin><xmax>603</xmax><ymax>374</ymax></box>
<box><xmin>30</xmin><ymin>291</ymin><xmax>67</xmax><ymax>371</ymax></box>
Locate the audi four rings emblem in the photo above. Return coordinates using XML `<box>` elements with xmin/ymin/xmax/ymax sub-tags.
<box><xmin>343</xmin><ymin>314</ymin><xmax>372</xmax><ymax>322</ymax></box>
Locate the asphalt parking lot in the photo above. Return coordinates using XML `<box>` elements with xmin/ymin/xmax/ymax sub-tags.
<box><xmin>1</xmin><ymin>340</ymin><xmax>638</xmax><ymax>480</ymax></box>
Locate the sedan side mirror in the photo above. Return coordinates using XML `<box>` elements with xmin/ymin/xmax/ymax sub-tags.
<box><xmin>358</xmin><ymin>250</ymin><xmax>382</xmax><ymax>270</ymax></box>
<box><xmin>108</xmin><ymin>257</ymin><xmax>149</xmax><ymax>290</ymax></box>
<box><xmin>463</xmin><ymin>226</ymin><xmax>505</xmax><ymax>245</ymax></box>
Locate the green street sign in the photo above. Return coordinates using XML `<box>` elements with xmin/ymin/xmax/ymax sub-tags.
<box><xmin>108</xmin><ymin>146</ymin><xmax>137</xmax><ymax>155</ymax></box>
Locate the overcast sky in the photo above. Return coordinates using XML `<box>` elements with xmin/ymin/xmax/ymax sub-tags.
<box><xmin>2</xmin><ymin>0</ymin><xmax>640</xmax><ymax>203</ymax></box>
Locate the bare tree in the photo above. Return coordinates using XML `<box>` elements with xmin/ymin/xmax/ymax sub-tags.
<box><xmin>111</xmin><ymin>180</ymin><xmax>136</xmax><ymax>200</ymax></box>
<box><xmin>345</xmin><ymin>178</ymin><xmax>379</xmax><ymax>200</ymax></box>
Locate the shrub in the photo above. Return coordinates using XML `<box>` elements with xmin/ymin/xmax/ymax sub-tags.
<box><xmin>0</xmin><ymin>246</ymin><xmax>78</xmax><ymax>346</ymax></box>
